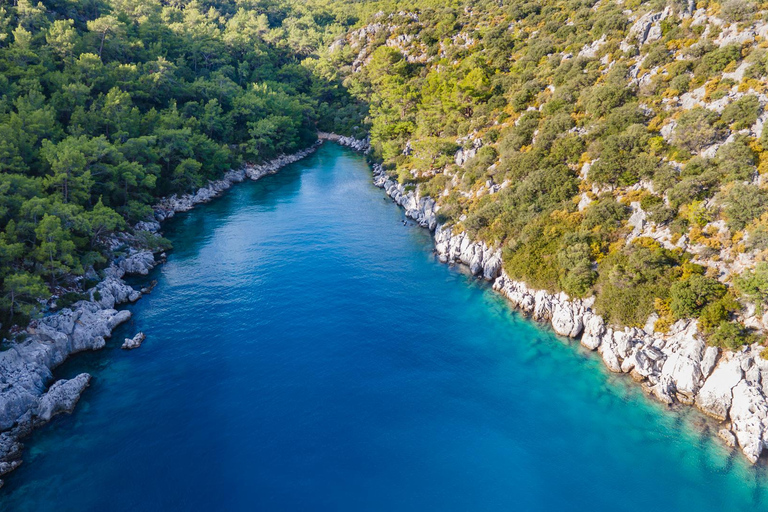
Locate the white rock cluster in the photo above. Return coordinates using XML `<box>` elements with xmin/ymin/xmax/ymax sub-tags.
<box><xmin>118</xmin><ymin>250</ymin><xmax>156</xmax><ymax>276</ymax></box>
<box><xmin>372</xmin><ymin>164</ymin><xmax>439</xmax><ymax>230</ymax></box>
<box><xmin>434</xmin><ymin>226</ymin><xmax>502</xmax><ymax>280</ymax></box>
<box><xmin>318</xmin><ymin>132</ymin><xmax>372</xmax><ymax>153</ymax></box>
<box><xmin>628</xmin><ymin>7</ymin><xmax>671</xmax><ymax>46</ymax></box>
<box><xmin>244</xmin><ymin>144</ymin><xmax>322</xmax><ymax>180</ymax></box>
<box><xmin>491</xmin><ymin>271</ymin><xmax>768</xmax><ymax>463</ymax></box>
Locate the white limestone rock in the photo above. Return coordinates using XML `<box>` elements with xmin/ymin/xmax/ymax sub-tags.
<box><xmin>659</xmin><ymin>321</ymin><xmax>706</xmax><ymax>403</ymax></box>
<box><xmin>581</xmin><ymin>313</ymin><xmax>605</xmax><ymax>351</ymax></box>
<box><xmin>551</xmin><ymin>302</ymin><xmax>584</xmax><ymax>338</ymax></box>
<box><xmin>696</xmin><ymin>356</ymin><xmax>744</xmax><ymax>421</ymax></box>
<box><xmin>599</xmin><ymin>334</ymin><xmax>623</xmax><ymax>373</ymax></box>
<box><xmin>729</xmin><ymin>379</ymin><xmax>768</xmax><ymax>463</ymax></box>
<box><xmin>701</xmin><ymin>346</ymin><xmax>720</xmax><ymax>379</ymax></box>
<box><xmin>628</xmin><ymin>8</ymin><xmax>671</xmax><ymax>45</ymax></box>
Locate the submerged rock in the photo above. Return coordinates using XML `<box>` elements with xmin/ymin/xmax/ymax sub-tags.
<box><xmin>141</xmin><ymin>280</ymin><xmax>158</xmax><ymax>294</ymax></box>
<box><xmin>719</xmin><ymin>428</ymin><xmax>737</xmax><ymax>447</ymax></box>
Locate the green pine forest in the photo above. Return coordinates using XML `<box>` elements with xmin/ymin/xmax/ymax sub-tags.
<box><xmin>0</xmin><ymin>0</ymin><xmax>367</xmax><ymax>331</ymax></box>
<box><xmin>4</xmin><ymin>0</ymin><xmax>768</xmax><ymax>352</ymax></box>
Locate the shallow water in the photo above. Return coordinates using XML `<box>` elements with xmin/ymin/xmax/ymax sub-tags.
<box><xmin>3</xmin><ymin>143</ymin><xmax>768</xmax><ymax>511</ymax></box>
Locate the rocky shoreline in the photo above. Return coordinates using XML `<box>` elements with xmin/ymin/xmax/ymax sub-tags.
<box><xmin>330</xmin><ymin>134</ymin><xmax>768</xmax><ymax>464</ymax></box>
<box><xmin>0</xmin><ymin>143</ymin><xmax>322</xmax><ymax>487</ymax></box>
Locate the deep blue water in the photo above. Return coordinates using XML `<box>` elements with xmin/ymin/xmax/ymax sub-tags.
<box><xmin>3</xmin><ymin>143</ymin><xmax>768</xmax><ymax>511</ymax></box>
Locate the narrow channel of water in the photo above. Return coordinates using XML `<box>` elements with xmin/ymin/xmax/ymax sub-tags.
<box><xmin>2</xmin><ymin>143</ymin><xmax>768</xmax><ymax>511</ymax></box>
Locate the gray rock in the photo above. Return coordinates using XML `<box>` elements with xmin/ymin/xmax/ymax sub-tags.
<box><xmin>122</xmin><ymin>332</ymin><xmax>146</xmax><ymax>350</ymax></box>
<box><xmin>119</xmin><ymin>250</ymin><xmax>156</xmax><ymax>275</ymax></box>
<box><xmin>35</xmin><ymin>374</ymin><xmax>91</xmax><ymax>425</ymax></box>
<box><xmin>696</xmin><ymin>357</ymin><xmax>744</xmax><ymax>421</ymax></box>
<box><xmin>701</xmin><ymin>346</ymin><xmax>720</xmax><ymax>379</ymax></box>
<box><xmin>729</xmin><ymin>377</ymin><xmax>768</xmax><ymax>462</ymax></box>
<box><xmin>134</xmin><ymin>220</ymin><xmax>161</xmax><ymax>233</ymax></box>
<box><xmin>551</xmin><ymin>302</ymin><xmax>584</xmax><ymax>338</ymax></box>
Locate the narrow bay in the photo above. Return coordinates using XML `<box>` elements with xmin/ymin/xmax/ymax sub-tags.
<box><xmin>3</xmin><ymin>143</ymin><xmax>768</xmax><ymax>511</ymax></box>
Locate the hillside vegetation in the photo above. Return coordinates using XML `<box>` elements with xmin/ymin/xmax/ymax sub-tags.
<box><xmin>5</xmin><ymin>0</ymin><xmax>768</xmax><ymax>352</ymax></box>
<box><xmin>328</xmin><ymin>0</ymin><xmax>768</xmax><ymax>350</ymax></box>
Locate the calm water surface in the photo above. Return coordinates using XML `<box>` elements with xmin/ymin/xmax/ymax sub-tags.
<box><xmin>2</xmin><ymin>143</ymin><xmax>768</xmax><ymax>511</ymax></box>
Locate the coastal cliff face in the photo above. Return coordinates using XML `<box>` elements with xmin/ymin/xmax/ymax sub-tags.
<box><xmin>0</xmin><ymin>145</ymin><xmax>323</xmax><ymax>486</ymax></box>
<box><xmin>330</xmin><ymin>134</ymin><xmax>768</xmax><ymax>464</ymax></box>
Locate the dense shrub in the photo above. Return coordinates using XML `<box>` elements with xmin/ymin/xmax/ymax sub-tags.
<box><xmin>672</xmin><ymin>108</ymin><xmax>723</xmax><ymax>153</ymax></box>
<box><xmin>720</xmin><ymin>0</ymin><xmax>757</xmax><ymax>23</ymax></box>
<box><xmin>670</xmin><ymin>274</ymin><xmax>726</xmax><ymax>320</ymax></box>
<box><xmin>709</xmin><ymin>321</ymin><xmax>753</xmax><ymax>350</ymax></box>
<box><xmin>721</xmin><ymin>95</ymin><xmax>760</xmax><ymax>130</ymax></box>
<box><xmin>736</xmin><ymin>262</ymin><xmax>768</xmax><ymax>312</ymax></box>
<box><xmin>557</xmin><ymin>233</ymin><xmax>597</xmax><ymax>297</ymax></box>
<box><xmin>582</xmin><ymin>197</ymin><xmax>629</xmax><ymax>231</ymax></box>
<box><xmin>723</xmin><ymin>183</ymin><xmax>768</xmax><ymax>231</ymax></box>
<box><xmin>594</xmin><ymin>240</ymin><xmax>679</xmax><ymax>326</ymax></box>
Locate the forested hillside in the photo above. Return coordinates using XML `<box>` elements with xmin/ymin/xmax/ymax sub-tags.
<box><xmin>6</xmin><ymin>0</ymin><xmax>768</xmax><ymax>352</ymax></box>
<box><xmin>326</xmin><ymin>0</ymin><xmax>768</xmax><ymax>351</ymax></box>
<box><xmin>0</xmin><ymin>0</ymin><xmax>366</xmax><ymax>332</ymax></box>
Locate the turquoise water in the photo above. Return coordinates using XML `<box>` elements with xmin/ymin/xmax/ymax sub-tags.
<box><xmin>3</xmin><ymin>143</ymin><xmax>768</xmax><ymax>510</ymax></box>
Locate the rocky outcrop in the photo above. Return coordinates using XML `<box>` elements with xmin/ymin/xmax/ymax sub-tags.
<box><xmin>434</xmin><ymin>226</ymin><xmax>502</xmax><ymax>280</ymax></box>
<box><xmin>373</xmin><ymin>164</ymin><xmax>440</xmax><ymax>231</ymax></box>
<box><xmin>35</xmin><ymin>374</ymin><xmax>91</xmax><ymax>425</ymax></box>
<box><xmin>318</xmin><ymin>132</ymin><xmax>371</xmax><ymax>153</ymax></box>
<box><xmin>122</xmin><ymin>332</ymin><xmax>146</xmax><ymax>350</ymax></box>
<box><xmin>628</xmin><ymin>7</ymin><xmax>671</xmax><ymax>46</ymax></box>
<box><xmin>118</xmin><ymin>250</ymin><xmax>156</xmax><ymax>276</ymax></box>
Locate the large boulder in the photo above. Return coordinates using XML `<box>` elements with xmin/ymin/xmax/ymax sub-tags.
<box><xmin>581</xmin><ymin>313</ymin><xmax>605</xmax><ymax>351</ymax></box>
<box><xmin>551</xmin><ymin>302</ymin><xmax>584</xmax><ymax>338</ymax></box>
<box><xmin>696</xmin><ymin>356</ymin><xmax>744</xmax><ymax>420</ymax></box>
